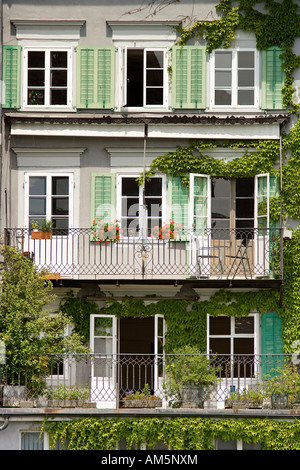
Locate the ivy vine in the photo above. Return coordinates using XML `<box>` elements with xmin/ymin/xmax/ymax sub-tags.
<box><xmin>43</xmin><ymin>416</ymin><xmax>300</xmax><ymax>450</ymax></box>
<box><xmin>176</xmin><ymin>0</ymin><xmax>300</xmax><ymax>113</ymax></box>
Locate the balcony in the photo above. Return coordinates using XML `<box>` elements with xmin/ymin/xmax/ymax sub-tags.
<box><xmin>4</xmin><ymin>227</ymin><xmax>281</xmax><ymax>281</ymax></box>
<box><xmin>0</xmin><ymin>354</ymin><xmax>298</xmax><ymax>410</ymax></box>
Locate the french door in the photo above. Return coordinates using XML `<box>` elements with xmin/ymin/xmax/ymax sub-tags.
<box><xmin>90</xmin><ymin>315</ymin><xmax>166</xmax><ymax>408</ymax></box>
<box><xmin>24</xmin><ymin>173</ymin><xmax>74</xmax><ymax>276</ymax></box>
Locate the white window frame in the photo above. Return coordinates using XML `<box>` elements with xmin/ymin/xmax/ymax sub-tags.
<box><xmin>121</xmin><ymin>46</ymin><xmax>169</xmax><ymax>110</ymax></box>
<box><xmin>207</xmin><ymin>313</ymin><xmax>260</xmax><ymax>356</ymax></box>
<box><xmin>210</xmin><ymin>48</ymin><xmax>259</xmax><ymax>110</ymax></box>
<box><xmin>24</xmin><ymin>172</ymin><xmax>74</xmax><ymax>230</ymax></box>
<box><xmin>116</xmin><ymin>173</ymin><xmax>167</xmax><ymax>238</ymax></box>
<box><xmin>22</xmin><ymin>46</ymin><xmax>73</xmax><ymax>110</ymax></box>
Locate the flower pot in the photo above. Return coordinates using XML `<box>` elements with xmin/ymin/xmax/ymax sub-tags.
<box><xmin>181</xmin><ymin>385</ymin><xmax>204</xmax><ymax>408</ymax></box>
<box><xmin>271</xmin><ymin>393</ymin><xmax>289</xmax><ymax>409</ymax></box>
<box><xmin>225</xmin><ymin>400</ymin><xmax>263</xmax><ymax>409</ymax></box>
<box><xmin>122</xmin><ymin>398</ymin><xmax>162</xmax><ymax>408</ymax></box>
<box><xmin>31</xmin><ymin>230</ymin><xmax>52</xmax><ymax>240</ymax></box>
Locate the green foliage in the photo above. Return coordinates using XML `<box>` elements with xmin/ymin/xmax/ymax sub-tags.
<box><xmin>61</xmin><ymin>289</ymin><xmax>281</xmax><ymax>355</ymax></box>
<box><xmin>44</xmin><ymin>385</ymin><xmax>89</xmax><ymax>401</ymax></box>
<box><xmin>0</xmin><ymin>246</ymin><xmax>88</xmax><ymax>385</ymax></box>
<box><xmin>43</xmin><ymin>416</ymin><xmax>300</xmax><ymax>450</ymax></box>
<box><xmin>176</xmin><ymin>0</ymin><xmax>300</xmax><ymax>113</ymax></box>
<box><xmin>264</xmin><ymin>363</ymin><xmax>300</xmax><ymax>403</ymax></box>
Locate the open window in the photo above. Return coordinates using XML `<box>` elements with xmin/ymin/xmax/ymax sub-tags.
<box><xmin>123</xmin><ymin>48</ymin><xmax>168</xmax><ymax>109</ymax></box>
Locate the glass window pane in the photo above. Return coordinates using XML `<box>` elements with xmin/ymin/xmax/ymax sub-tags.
<box><xmin>29</xmin><ymin>177</ymin><xmax>46</xmax><ymax>195</ymax></box>
<box><xmin>28</xmin><ymin>70</ymin><xmax>45</xmax><ymax>87</ymax></box>
<box><xmin>210</xmin><ymin>337</ymin><xmax>231</xmax><ymax>354</ymax></box>
<box><xmin>235</xmin><ymin>316</ymin><xmax>254</xmax><ymax>334</ymax></box>
<box><xmin>145</xmin><ymin>199</ymin><xmax>162</xmax><ymax>217</ymax></box>
<box><xmin>122</xmin><ymin>198</ymin><xmax>139</xmax><ymax>217</ymax></box>
<box><xmin>146</xmin><ymin>87</ymin><xmax>163</xmax><ymax>105</ymax></box>
<box><xmin>215</xmin><ymin>70</ymin><xmax>231</xmax><ymax>87</ymax></box>
<box><xmin>238</xmin><ymin>51</ymin><xmax>254</xmax><ymax>68</ymax></box>
<box><xmin>146</xmin><ymin>50</ymin><xmax>163</xmax><ymax>68</ymax></box>
<box><xmin>146</xmin><ymin>69</ymin><xmax>163</xmax><ymax>86</ymax></box>
<box><xmin>52</xmin><ymin>177</ymin><xmax>69</xmax><ymax>195</ymax></box>
<box><xmin>122</xmin><ymin>178</ymin><xmax>139</xmax><ymax>197</ymax></box>
<box><xmin>234</xmin><ymin>337</ymin><xmax>254</xmax><ymax>354</ymax></box>
<box><xmin>28</xmin><ymin>51</ymin><xmax>45</xmax><ymax>68</ymax></box>
<box><xmin>194</xmin><ymin>197</ymin><xmax>207</xmax><ymax>217</ymax></box>
<box><xmin>51</xmin><ymin>51</ymin><xmax>67</xmax><ymax>68</ymax></box>
<box><xmin>51</xmin><ymin>70</ymin><xmax>68</xmax><ymax>87</ymax></box>
<box><xmin>28</xmin><ymin>89</ymin><xmax>44</xmax><ymax>105</ymax></box>
<box><xmin>238</xmin><ymin>70</ymin><xmax>254</xmax><ymax>87</ymax></box>
<box><xmin>145</xmin><ymin>178</ymin><xmax>162</xmax><ymax>196</ymax></box>
<box><xmin>236</xmin><ymin>178</ymin><xmax>254</xmax><ymax>198</ymax></box>
<box><xmin>94</xmin><ymin>337</ymin><xmax>113</xmax><ymax>354</ymax></box>
<box><xmin>215</xmin><ymin>51</ymin><xmax>232</xmax><ymax>68</ymax></box>
<box><xmin>210</xmin><ymin>316</ymin><xmax>231</xmax><ymax>335</ymax></box>
<box><xmin>29</xmin><ymin>197</ymin><xmax>46</xmax><ymax>215</ymax></box>
<box><xmin>94</xmin><ymin>317</ymin><xmax>113</xmax><ymax>337</ymax></box>
<box><xmin>215</xmin><ymin>90</ymin><xmax>231</xmax><ymax>105</ymax></box>
<box><xmin>217</xmin><ymin>439</ymin><xmax>237</xmax><ymax>450</ymax></box>
<box><xmin>52</xmin><ymin>198</ymin><xmax>69</xmax><ymax>216</ymax></box>
<box><xmin>238</xmin><ymin>90</ymin><xmax>254</xmax><ymax>105</ymax></box>
<box><xmin>236</xmin><ymin>199</ymin><xmax>254</xmax><ymax>219</ymax></box>
<box><xmin>51</xmin><ymin>89</ymin><xmax>67</xmax><ymax>105</ymax></box>
<box><xmin>52</xmin><ymin>218</ymin><xmax>68</xmax><ymax>230</ymax></box>
<box><xmin>194</xmin><ymin>177</ymin><xmax>207</xmax><ymax>196</ymax></box>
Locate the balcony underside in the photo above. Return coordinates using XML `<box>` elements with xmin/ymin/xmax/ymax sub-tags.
<box><xmin>5</xmin><ymin>228</ymin><xmax>282</xmax><ymax>283</ymax></box>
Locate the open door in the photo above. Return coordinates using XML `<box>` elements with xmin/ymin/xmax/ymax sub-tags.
<box><xmin>154</xmin><ymin>314</ymin><xmax>166</xmax><ymax>398</ymax></box>
<box><xmin>90</xmin><ymin>314</ymin><xmax>118</xmax><ymax>409</ymax></box>
<box><xmin>189</xmin><ymin>174</ymin><xmax>212</xmax><ymax>277</ymax></box>
<box><xmin>255</xmin><ymin>174</ymin><xmax>270</xmax><ymax>277</ymax></box>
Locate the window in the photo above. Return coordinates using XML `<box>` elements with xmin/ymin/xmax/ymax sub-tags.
<box><xmin>190</xmin><ymin>175</ymin><xmax>255</xmax><ymax>239</ymax></box>
<box><xmin>211</xmin><ymin>177</ymin><xmax>254</xmax><ymax>239</ymax></box>
<box><xmin>125</xmin><ymin>48</ymin><xmax>167</xmax><ymax>108</ymax></box>
<box><xmin>23</xmin><ymin>48</ymin><xmax>72</xmax><ymax>108</ymax></box>
<box><xmin>212</xmin><ymin>49</ymin><xmax>258</xmax><ymax>107</ymax></box>
<box><xmin>21</xmin><ymin>432</ymin><xmax>44</xmax><ymax>450</ymax></box>
<box><xmin>208</xmin><ymin>315</ymin><xmax>258</xmax><ymax>378</ymax></box>
<box><xmin>118</xmin><ymin>175</ymin><xmax>164</xmax><ymax>236</ymax></box>
<box><xmin>26</xmin><ymin>174</ymin><xmax>71</xmax><ymax>231</ymax></box>
<box><xmin>215</xmin><ymin>438</ymin><xmax>261</xmax><ymax>450</ymax></box>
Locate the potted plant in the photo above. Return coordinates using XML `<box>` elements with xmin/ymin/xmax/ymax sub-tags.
<box><xmin>90</xmin><ymin>219</ymin><xmax>123</xmax><ymax>244</ymax></box>
<box><xmin>264</xmin><ymin>363</ymin><xmax>300</xmax><ymax>408</ymax></box>
<box><xmin>31</xmin><ymin>219</ymin><xmax>53</xmax><ymax>239</ymax></box>
<box><xmin>122</xmin><ymin>384</ymin><xmax>162</xmax><ymax>408</ymax></box>
<box><xmin>225</xmin><ymin>388</ymin><xmax>264</xmax><ymax>409</ymax></box>
<box><xmin>151</xmin><ymin>220</ymin><xmax>183</xmax><ymax>240</ymax></box>
<box><xmin>38</xmin><ymin>385</ymin><xmax>93</xmax><ymax>408</ymax></box>
<box><xmin>163</xmin><ymin>345</ymin><xmax>219</xmax><ymax>408</ymax></box>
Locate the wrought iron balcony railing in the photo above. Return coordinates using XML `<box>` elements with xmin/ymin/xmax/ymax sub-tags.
<box><xmin>4</xmin><ymin>227</ymin><xmax>281</xmax><ymax>281</ymax></box>
<box><xmin>0</xmin><ymin>353</ymin><xmax>297</xmax><ymax>409</ymax></box>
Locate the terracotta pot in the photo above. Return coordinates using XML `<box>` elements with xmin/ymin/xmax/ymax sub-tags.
<box><xmin>31</xmin><ymin>230</ymin><xmax>52</xmax><ymax>239</ymax></box>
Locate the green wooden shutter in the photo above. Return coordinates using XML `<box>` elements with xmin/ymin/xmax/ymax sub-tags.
<box><xmin>2</xmin><ymin>45</ymin><xmax>21</xmax><ymax>109</ymax></box>
<box><xmin>77</xmin><ymin>47</ymin><xmax>115</xmax><ymax>109</ymax></box>
<box><xmin>91</xmin><ymin>173</ymin><xmax>116</xmax><ymax>224</ymax></box>
<box><xmin>168</xmin><ymin>176</ymin><xmax>189</xmax><ymax>239</ymax></box>
<box><xmin>261</xmin><ymin>47</ymin><xmax>285</xmax><ymax>110</ymax></box>
<box><xmin>172</xmin><ymin>46</ymin><xmax>206</xmax><ymax>109</ymax></box>
<box><xmin>261</xmin><ymin>312</ymin><xmax>284</xmax><ymax>376</ymax></box>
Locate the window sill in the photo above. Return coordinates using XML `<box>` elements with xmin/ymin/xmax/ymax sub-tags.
<box><xmin>21</xmin><ymin>107</ymin><xmax>76</xmax><ymax>113</ymax></box>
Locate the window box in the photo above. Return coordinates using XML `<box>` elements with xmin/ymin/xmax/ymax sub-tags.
<box><xmin>122</xmin><ymin>398</ymin><xmax>162</xmax><ymax>408</ymax></box>
<box><xmin>31</xmin><ymin>230</ymin><xmax>52</xmax><ymax>240</ymax></box>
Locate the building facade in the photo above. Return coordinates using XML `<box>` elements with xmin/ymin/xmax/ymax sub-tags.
<box><xmin>0</xmin><ymin>0</ymin><xmax>300</xmax><ymax>450</ymax></box>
